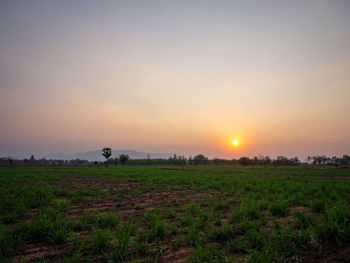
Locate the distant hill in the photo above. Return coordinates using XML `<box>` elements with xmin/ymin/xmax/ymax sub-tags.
<box><xmin>46</xmin><ymin>150</ymin><xmax>171</xmax><ymax>161</ymax></box>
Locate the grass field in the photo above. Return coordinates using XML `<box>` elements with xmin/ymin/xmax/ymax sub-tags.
<box><xmin>0</xmin><ymin>166</ymin><xmax>350</xmax><ymax>262</ymax></box>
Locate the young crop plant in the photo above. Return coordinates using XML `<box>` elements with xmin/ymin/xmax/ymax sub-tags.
<box><xmin>310</xmin><ymin>199</ymin><xmax>326</xmax><ymax>213</ymax></box>
<box><xmin>144</xmin><ymin>209</ymin><xmax>167</xmax><ymax>241</ymax></box>
<box><xmin>315</xmin><ymin>203</ymin><xmax>350</xmax><ymax>246</ymax></box>
<box><xmin>25</xmin><ymin>210</ymin><xmax>70</xmax><ymax>244</ymax></box>
<box><xmin>293</xmin><ymin>211</ymin><xmax>315</xmax><ymax>230</ymax></box>
<box><xmin>246</xmin><ymin>246</ymin><xmax>275</xmax><ymax>263</ymax></box>
<box><xmin>226</xmin><ymin>237</ymin><xmax>246</xmax><ymax>253</ymax></box>
<box><xmin>244</xmin><ymin>229</ymin><xmax>266</xmax><ymax>250</ymax></box>
<box><xmin>292</xmin><ymin>229</ymin><xmax>312</xmax><ymax>250</ymax></box>
<box><xmin>91</xmin><ymin>229</ymin><xmax>112</xmax><ymax>254</ymax></box>
<box><xmin>269</xmin><ymin>200</ymin><xmax>289</xmax><ymax>217</ymax></box>
<box><xmin>236</xmin><ymin>217</ymin><xmax>255</xmax><ymax>235</ymax></box>
<box><xmin>209</xmin><ymin>224</ymin><xmax>235</xmax><ymax>242</ymax></box>
<box><xmin>52</xmin><ymin>199</ymin><xmax>71</xmax><ymax>214</ymax></box>
<box><xmin>110</xmin><ymin>223</ymin><xmax>134</xmax><ymax>262</ymax></box>
<box><xmin>98</xmin><ymin>213</ymin><xmax>121</xmax><ymax>228</ymax></box>
<box><xmin>82</xmin><ymin>211</ymin><xmax>100</xmax><ymax>228</ymax></box>
<box><xmin>190</xmin><ymin>245</ymin><xmax>222</xmax><ymax>263</ymax></box>
<box><xmin>0</xmin><ymin>224</ymin><xmax>25</xmax><ymax>258</ymax></box>
<box><xmin>65</xmin><ymin>234</ymin><xmax>87</xmax><ymax>263</ymax></box>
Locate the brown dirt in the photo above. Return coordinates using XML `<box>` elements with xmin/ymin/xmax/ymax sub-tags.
<box><xmin>67</xmin><ymin>189</ymin><xmax>214</xmax><ymax>218</ymax></box>
<box><xmin>300</xmin><ymin>243</ymin><xmax>350</xmax><ymax>263</ymax></box>
<box><xmin>17</xmin><ymin>242</ymin><xmax>70</xmax><ymax>262</ymax></box>
<box><xmin>162</xmin><ymin>247</ymin><xmax>192</xmax><ymax>263</ymax></box>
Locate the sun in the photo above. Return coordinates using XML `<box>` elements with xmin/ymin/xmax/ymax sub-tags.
<box><xmin>232</xmin><ymin>140</ymin><xmax>239</xmax><ymax>146</ymax></box>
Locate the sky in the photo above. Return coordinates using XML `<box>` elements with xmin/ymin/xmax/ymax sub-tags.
<box><xmin>1</xmin><ymin>0</ymin><xmax>350</xmax><ymax>160</ymax></box>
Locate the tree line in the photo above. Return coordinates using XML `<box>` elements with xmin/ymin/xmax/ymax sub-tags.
<box><xmin>1</xmin><ymin>149</ymin><xmax>349</xmax><ymax>167</ymax></box>
<box><xmin>101</xmin><ymin>148</ymin><xmax>350</xmax><ymax>167</ymax></box>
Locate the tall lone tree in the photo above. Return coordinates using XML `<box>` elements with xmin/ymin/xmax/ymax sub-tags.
<box><xmin>102</xmin><ymin>147</ymin><xmax>112</xmax><ymax>168</ymax></box>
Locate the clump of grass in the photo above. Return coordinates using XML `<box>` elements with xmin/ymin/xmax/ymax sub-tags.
<box><xmin>110</xmin><ymin>223</ymin><xmax>134</xmax><ymax>262</ymax></box>
<box><xmin>215</xmin><ymin>199</ymin><xmax>227</xmax><ymax>211</ymax></box>
<box><xmin>294</xmin><ymin>211</ymin><xmax>314</xmax><ymax>230</ymax></box>
<box><xmin>231</xmin><ymin>200</ymin><xmax>261</xmax><ymax>222</ymax></box>
<box><xmin>145</xmin><ymin>209</ymin><xmax>167</xmax><ymax>241</ymax></box>
<box><xmin>292</xmin><ymin>230</ymin><xmax>312</xmax><ymax>249</ymax></box>
<box><xmin>69</xmin><ymin>220</ymin><xmax>84</xmax><ymax>232</ymax></box>
<box><xmin>29</xmin><ymin>186</ymin><xmax>56</xmax><ymax>208</ymax></box>
<box><xmin>166</xmin><ymin>208</ymin><xmax>176</xmax><ymax>219</ymax></box>
<box><xmin>311</xmin><ymin>199</ymin><xmax>326</xmax><ymax>213</ymax></box>
<box><xmin>91</xmin><ymin>229</ymin><xmax>111</xmax><ymax>254</ymax></box>
<box><xmin>0</xmin><ymin>224</ymin><xmax>25</xmax><ymax>257</ymax></box>
<box><xmin>226</xmin><ymin>237</ymin><xmax>246</xmax><ymax>253</ymax></box>
<box><xmin>82</xmin><ymin>211</ymin><xmax>100</xmax><ymax>227</ymax></box>
<box><xmin>272</xmin><ymin>222</ymin><xmax>294</xmax><ymax>259</ymax></box>
<box><xmin>135</xmin><ymin>238</ymin><xmax>150</xmax><ymax>257</ymax></box>
<box><xmin>244</xmin><ymin>229</ymin><xmax>266</xmax><ymax>250</ymax></box>
<box><xmin>52</xmin><ymin>199</ymin><xmax>70</xmax><ymax>214</ymax></box>
<box><xmin>246</xmin><ymin>246</ymin><xmax>275</xmax><ymax>263</ymax></box>
<box><xmin>190</xmin><ymin>245</ymin><xmax>222</xmax><ymax>263</ymax></box>
<box><xmin>236</xmin><ymin>217</ymin><xmax>255</xmax><ymax>235</ymax></box>
<box><xmin>98</xmin><ymin>213</ymin><xmax>120</xmax><ymax>228</ymax></box>
<box><xmin>26</xmin><ymin>210</ymin><xmax>70</xmax><ymax>244</ymax></box>
<box><xmin>65</xmin><ymin>234</ymin><xmax>86</xmax><ymax>263</ymax></box>
<box><xmin>315</xmin><ymin>204</ymin><xmax>350</xmax><ymax>246</ymax></box>
<box><xmin>209</xmin><ymin>224</ymin><xmax>234</xmax><ymax>242</ymax></box>
<box><xmin>269</xmin><ymin>201</ymin><xmax>289</xmax><ymax>217</ymax></box>
<box><xmin>198</xmin><ymin>210</ymin><xmax>212</xmax><ymax>225</ymax></box>
<box><xmin>187</xmin><ymin>202</ymin><xmax>200</xmax><ymax>215</ymax></box>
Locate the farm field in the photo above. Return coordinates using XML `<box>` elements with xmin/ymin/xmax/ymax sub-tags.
<box><xmin>1</xmin><ymin>166</ymin><xmax>350</xmax><ymax>263</ymax></box>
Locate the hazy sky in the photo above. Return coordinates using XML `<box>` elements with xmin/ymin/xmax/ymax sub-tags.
<box><xmin>1</xmin><ymin>0</ymin><xmax>350</xmax><ymax>159</ymax></box>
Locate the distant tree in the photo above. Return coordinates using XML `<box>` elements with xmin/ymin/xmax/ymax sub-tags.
<box><xmin>263</xmin><ymin>156</ymin><xmax>272</xmax><ymax>165</ymax></box>
<box><xmin>213</xmin><ymin>158</ymin><xmax>220</xmax><ymax>165</ymax></box>
<box><xmin>30</xmin><ymin>154</ymin><xmax>35</xmax><ymax>161</ymax></box>
<box><xmin>312</xmin><ymin>155</ymin><xmax>328</xmax><ymax>165</ymax></box>
<box><xmin>293</xmin><ymin>157</ymin><xmax>300</xmax><ymax>165</ymax></box>
<box><xmin>193</xmin><ymin>154</ymin><xmax>208</xmax><ymax>165</ymax></box>
<box><xmin>343</xmin><ymin>155</ymin><xmax>350</xmax><ymax>165</ymax></box>
<box><xmin>176</xmin><ymin>155</ymin><xmax>187</xmax><ymax>165</ymax></box>
<box><xmin>147</xmin><ymin>154</ymin><xmax>151</xmax><ymax>165</ymax></box>
<box><xmin>8</xmin><ymin>156</ymin><xmax>14</xmax><ymax>167</ymax></box>
<box><xmin>238</xmin><ymin>157</ymin><xmax>251</xmax><ymax>166</ymax></box>
<box><xmin>102</xmin><ymin>147</ymin><xmax>112</xmax><ymax>168</ymax></box>
<box><xmin>119</xmin><ymin>154</ymin><xmax>129</xmax><ymax>166</ymax></box>
<box><xmin>272</xmin><ymin>156</ymin><xmax>298</xmax><ymax>166</ymax></box>
<box><xmin>173</xmin><ymin>154</ymin><xmax>177</xmax><ymax>165</ymax></box>
<box><xmin>306</xmin><ymin>156</ymin><xmax>312</xmax><ymax>165</ymax></box>
<box><xmin>188</xmin><ymin>156</ymin><xmax>194</xmax><ymax>165</ymax></box>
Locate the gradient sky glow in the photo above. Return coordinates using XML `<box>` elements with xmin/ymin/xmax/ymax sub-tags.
<box><xmin>1</xmin><ymin>0</ymin><xmax>350</xmax><ymax>159</ymax></box>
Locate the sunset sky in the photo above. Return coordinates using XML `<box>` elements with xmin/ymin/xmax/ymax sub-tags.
<box><xmin>1</xmin><ymin>1</ymin><xmax>350</xmax><ymax>159</ymax></box>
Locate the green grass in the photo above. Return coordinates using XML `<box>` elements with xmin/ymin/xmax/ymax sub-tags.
<box><xmin>0</xmin><ymin>165</ymin><xmax>349</xmax><ymax>262</ymax></box>
<box><xmin>144</xmin><ymin>208</ymin><xmax>167</xmax><ymax>241</ymax></box>
<box><xmin>91</xmin><ymin>229</ymin><xmax>111</xmax><ymax>254</ymax></box>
